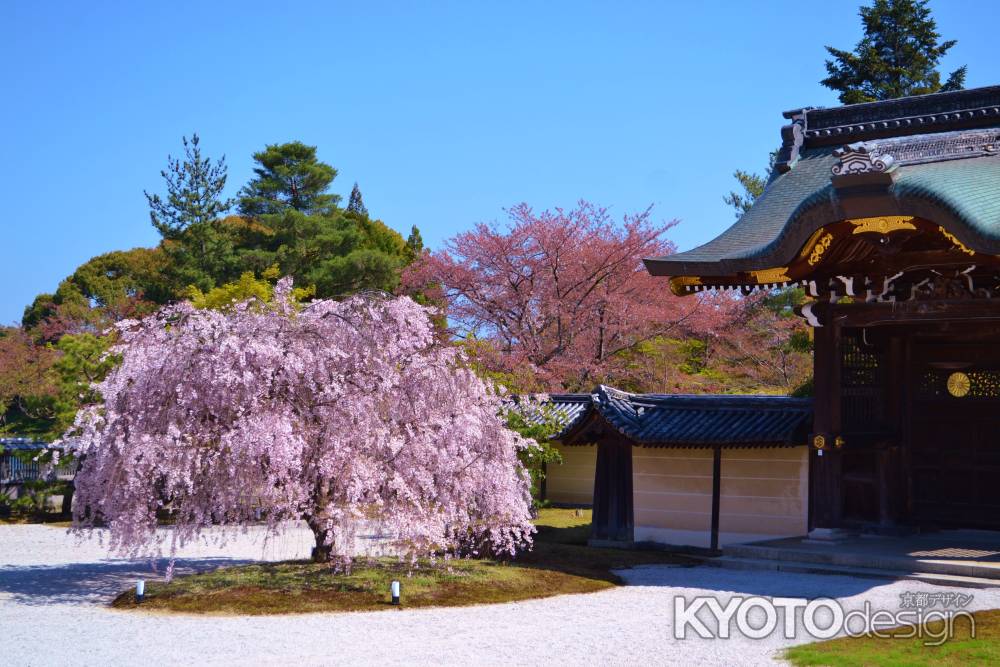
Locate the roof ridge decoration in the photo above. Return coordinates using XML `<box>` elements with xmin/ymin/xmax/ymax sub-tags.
<box><xmin>644</xmin><ymin>86</ymin><xmax>1000</xmax><ymax>284</ymax></box>
<box><xmin>775</xmin><ymin>85</ymin><xmax>1000</xmax><ymax>172</ymax></box>
<box><xmin>831</xmin><ymin>129</ymin><xmax>1000</xmax><ymax>179</ymax></box>
<box><xmin>592</xmin><ymin>384</ymin><xmax>642</xmax><ymax>429</ymax></box>
<box><xmin>831</xmin><ymin>141</ymin><xmax>896</xmax><ymax>176</ymax></box>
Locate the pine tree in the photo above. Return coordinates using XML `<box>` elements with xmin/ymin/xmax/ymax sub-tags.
<box><xmin>822</xmin><ymin>0</ymin><xmax>966</xmax><ymax>104</ymax></box>
<box><xmin>238</xmin><ymin>141</ymin><xmax>340</xmax><ymax>217</ymax></box>
<box><xmin>406</xmin><ymin>226</ymin><xmax>424</xmax><ymax>256</ymax></box>
<box><xmin>724</xmin><ymin>171</ymin><xmax>769</xmax><ymax>218</ymax></box>
<box><xmin>723</xmin><ymin>152</ymin><xmax>776</xmax><ymax>218</ymax></box>
<box><xmin>346</xmin><ymin>182</ymin><xmax>369</xmax><ymax>217</ymax></box>
<box><xmin>144</xmin><ymin>134</ymin><xmax>233</xmax><ymax>239</ymax></box>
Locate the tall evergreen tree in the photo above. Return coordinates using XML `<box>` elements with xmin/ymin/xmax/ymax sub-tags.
<box><xmin>723</xmin><ymin>153</ymin><xmax>776</xmax><ymax>218</ymax></box>
<box><xmin>723</xmin><ymin>171</ymin><xmax>768</xmax><ymax>218</ymax></box>
<box><xmin>231</xmin><ymin>141</ymin><xmax>416</xmax><ymax>298</ymax></box>
<box><xmin>144</xmin><ymin>134</ymin><xmax>233</xmax><ymax>239</ymax></box>
<box><xmin>406</xmin><ymin>225</ymin><xmax>424</xmax><ymax>256</ymax></box>
<box><xmin>822</xmin><ymin>0</ymin><xmax>966</xmax><ymax>104</ymax></box>
<box><xmin>346</xmin><ymin>182</ymin><xmax>369</xmax><ymax>217</ymax></box>
<box><xmin>238</xmin><ymin>141</ymin><xmax>340</xmax><ymax>216</ymax></box>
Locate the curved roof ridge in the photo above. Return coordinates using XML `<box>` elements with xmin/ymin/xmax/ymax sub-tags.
<box><xmin>591</xmin><ymin>384</ymin><xmax>642</xmax><ymax>432</ymax></box>
<box><xmin>545</xmin><ymin>386</ymin><xmax>812</xmax><ymax>448</ymax></box>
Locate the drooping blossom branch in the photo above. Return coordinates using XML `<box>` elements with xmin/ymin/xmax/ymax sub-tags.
<box><xmin>67</xmin><ymin>279</ymin><xmax>535</xmax><ymax>571</ymax></box>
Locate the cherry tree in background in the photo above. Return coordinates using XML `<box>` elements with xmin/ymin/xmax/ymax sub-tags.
<box><xmin>709</xmin><ymin>288</ymin><xmax>813</xmax><ymax>393</ymax></box>
<box><xmin>403</xmin><ymin>201</ymin><xmax>734</xmax><ymax>391</ymax></box>
<box><xmin>67</xmin><ymin>279</ymin><xmax>535</xmax><ymax>570</ymax></box>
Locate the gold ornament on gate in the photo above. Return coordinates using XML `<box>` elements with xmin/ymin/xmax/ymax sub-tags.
<box><xmin>812</xmin><ymin>434</ymin><xmax>826</xmax><ymax>450</ymax></box>
<box><xmin>848</xmin><ymin>216</ymin><xmax>916</xmax><ymax>235</ymax></box>
<box><xmin>751</xmin><ymin>267</ymin><xmax>791</xmax><ymax>284</ymax></box>
<box><xmin>939</xmin><ymin>226</ymin><xmax>975</xmax><ymax>256</ymax></box>
<box><xmin>807</xmin><ymin>233</ymin><xmax>834</xmax><ymax>266</ymax></box>
<box><xmin>946</xmin><ymin>372</ymin><xmax>971</xmax><ymax>398</ymax></box>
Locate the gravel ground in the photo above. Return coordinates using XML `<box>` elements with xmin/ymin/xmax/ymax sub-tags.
<box><xmin>3</xmin><ymin>524</ymin><xmax>999</xmax><ymax>666</ymax></box>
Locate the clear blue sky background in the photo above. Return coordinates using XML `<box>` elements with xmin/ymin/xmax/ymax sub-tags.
<box><xmin>2</xmin><ymin>1</ymin><xmax>997</xmax><ymax>324</ymax></box>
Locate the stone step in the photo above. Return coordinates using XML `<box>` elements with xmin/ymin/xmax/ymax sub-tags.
<box><xmin>707</xmin><ymin>555</ymin><xmax>1000</xmax><ymax>589</ymax></box>
<box><xmin>723</xmin><ymin>543</ymin><xmax>1000</xmax><ymax>581</ymax></box>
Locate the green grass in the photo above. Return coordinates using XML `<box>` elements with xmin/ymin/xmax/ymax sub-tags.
<box><xmin>0</xmin><ymin>514</ymin><xmax>73</xmax><ymax>527</ymax></box>
<box><xmin>784</xmin><ymin>609</ymin><xmax>999</xmax><ymax>666</ymax></box>
<box><xmin>111</xmin><ymin>507</ymin><xmax>697</xmax><ymax>615</ymax></box>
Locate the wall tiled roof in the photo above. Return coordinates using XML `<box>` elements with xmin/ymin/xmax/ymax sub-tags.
<box><xmin>0</xmin><ymin>438</ymin><xmax>50</xmax><ymax>452</ymax></box>
<box><xmin>545</xmin><ymin>386</ymin><xmax>812</xmax><ymax>449</ymax></box>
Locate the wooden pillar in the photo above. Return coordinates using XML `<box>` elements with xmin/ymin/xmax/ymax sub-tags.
<box><xmin>880</xmin><ymin>334</ymin><xmax>905</xmax><ymax>526</ymax></box>
<box><xmin>810</xmin><ymin>317</ymin><xmax>843</xmax><ymax>528</ymax></box>
<box><xmin>710</xmin><ymin>444</ymin><xmax>721</xmax><ymax>552</ymax></box>
<box><xmin>590</xmin><ymin>437</ymin><xmax>634</xmax><ymax>543</ymax></box>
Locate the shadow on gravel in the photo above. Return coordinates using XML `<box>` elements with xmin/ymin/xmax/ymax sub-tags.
<box><xmin>618</xmin><ymin>564</ymin><xmax>890</xmax><ymax>599</ymax></box>
<box><xmin>0</xmin><ymin>558</ymin><xmax>253</xmax><ymax>606</ymax></box>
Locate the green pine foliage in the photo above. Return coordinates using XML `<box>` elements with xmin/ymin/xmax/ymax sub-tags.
<box><xmin>723</xmin><ymin>170</ymin><xmax>769</xmax><ymax>218</ymax></box>
<box><xmin>0</xmin><ymin>331</ymin><xmax>117</xmax><ymax>440</ymax></box>
<box><xmin>144</xmin><ymin>134</ymin><xmax>234</xmax><ymax>239</ymax></box>
<box><xmin>504</xmin><ymin>402</ymin><xmax>565</xmax><ymax>505</ymax></box>
<box><xmin>238</xmin><ymin>142</ymin><xmax>340</xmax><ymax>217</ymax></box>
<box><xmin>49</xmin><ymin>333</ymin><xmax>118</xmax><ymax>436</ymax></box>
<box><xmin>6</xmin><ymin>136</ymin><xmax>425</xmax><ymax>437</ymax></box>
<box><xmin>822</xmin><ymin>0</ymin><xmax>966</xmax><ymax>104</ymax></box>
<box><xmin>406</xmin><ymin>225</ymin><xmax>424</xmax><ymax>259</ymax></box>
<box><xmin>346</xmin><ymin>182</ymin><xmax>369</xmax><ymax>217</ymax></box>
<box><xmin>724</xmin><ymin>152</ymin><xmax>776</xmax><ymax>218</ymax></box>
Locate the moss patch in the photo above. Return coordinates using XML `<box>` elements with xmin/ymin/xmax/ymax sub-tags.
<box><xmin>784</xmin><ymin>609</ymin><xmax>998</xmax><ymax>667</ymax></box>
<box><xmin>111</xmin><ymin>507</ymin><xmax>696</xmax><ymax>615</ymax></box>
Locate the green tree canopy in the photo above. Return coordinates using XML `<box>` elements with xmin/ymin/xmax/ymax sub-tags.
<box><xmin>822</xmin><ymin>0</ymin><xmax>965</xmax><ymax>104</ymax></box>
<box><xmin>186</xmin><ymin>266</ymin><xmax>315</xmax><ymax>311</ymax></box>
<box><xmin>406</xmin><ymin>225</ymin><xmax>424</xmax><ymax>258</ymax></box>
<box><xmin>144</xmin><ymin>134</ymin><xmax>233</xmax><ymax>239</ymax></box>
<box><xmin>8</xmin><ymin>138</ymin><xmax>425</xmax><ymax>438</ymax></box>
<box><xmin>238</xmin><ymin>142</ymin><xmax>340</xmax><ymax>216</ymax></box>
<box><xmin>346</xmin><ymin>182</ymin><xmax>369</xmax><ymax>217</ymax></box>
<box><xmin>261</xmin><ymin>208</ymin><xmax>413</xmax><ymax>297</ymax></box>
<box><xmin>64</xmin><ymin>247</ymin><xmax>173</xmax><ymax>311</ymax></box>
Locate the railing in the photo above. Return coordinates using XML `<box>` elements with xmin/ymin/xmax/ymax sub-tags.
<box><xmin>0</xmin><ymin>440</ymin><xmax>75</xmax><ymax>484</ymax></box>
<box><xmin>0</xmin><ymin>454</ymin><xmax>43</xmax><ymax>484</ymax></box>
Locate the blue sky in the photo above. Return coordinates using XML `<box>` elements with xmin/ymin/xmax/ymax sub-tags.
<box><xmin>2</xmin><ymin>1</ymin><xmax>997</xmax><ymax>324</ymax></box>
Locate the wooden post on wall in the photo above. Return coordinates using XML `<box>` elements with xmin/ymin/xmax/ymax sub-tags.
<box><xmin>590</xmin><ymin>437</ymin><xmax>634</xmax><ymax>544</ymax></box>
<box><xmin>811</xmin><ymin>318</ymin><xmax>843</xmax><ymax>529</ymax></box>
<box><xmin>710</xmin><ymin>444</ymin><xmax>721</xmax><ymax>552</ymax></box>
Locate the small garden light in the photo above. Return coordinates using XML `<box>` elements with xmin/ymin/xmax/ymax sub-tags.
<box><xmin>391</xmin><ymin>580</ymin><xmax>400</xmax><ymax>605</ymax></box>
<box><xmin>136</xmin><ymin>579</ymin><xmax>145</xmax><ymax>604</ymax></box>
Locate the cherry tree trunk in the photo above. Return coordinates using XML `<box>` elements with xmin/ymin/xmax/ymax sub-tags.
<box><xmin>307</xmin><ymin>517</ymin><xmax>334</xmax><ymax>562</ymax></box>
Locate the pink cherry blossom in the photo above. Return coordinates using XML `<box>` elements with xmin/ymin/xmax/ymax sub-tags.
<box><xmin>402</xmin><ymin>201</ymin><xmax>735</xmax><ymax>391</ymax></box>
<box><xmin>67</xmin><ymin>279</ymin><xmax>535</xmax><ymax>572</ymax></box>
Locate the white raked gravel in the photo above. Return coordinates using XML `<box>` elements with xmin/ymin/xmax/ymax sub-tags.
<box><xmin>3</xmin><ymin>523</ymin><xmax>999</xmax><ymax>666</ymax></box>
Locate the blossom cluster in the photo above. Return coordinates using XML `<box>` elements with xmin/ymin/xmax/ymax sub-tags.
<box><xmin>68</xmin><ymin>279</ymin><xmax>535</xmax><ymax>568</ymax></box>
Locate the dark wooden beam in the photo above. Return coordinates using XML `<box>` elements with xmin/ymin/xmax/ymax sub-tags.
<box><xmin>823</xmin><ymin>300</ymin><xmax>1000</xmax><ymax>327</ymax></box>
<box><xmin>710</xmin><ymin>444</ymin><xmax>721</xmax><ymax>552</ymax></box>
<box><xmin>810</xmin><ymin>251</ymin><xmax>994</xmax><ymax>281</ymax></box>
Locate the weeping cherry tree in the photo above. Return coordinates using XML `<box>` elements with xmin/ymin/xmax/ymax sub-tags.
<box><xmin>67</xmin><ymin>279</ymin><xmax>535</xmax><ymax>571</ymax></box>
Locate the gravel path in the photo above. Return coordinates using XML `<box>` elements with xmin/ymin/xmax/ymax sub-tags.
<box><xmin>3</xmin><ymin>524</ymin><xmax>999</xmax><ymax>666</ymax></box>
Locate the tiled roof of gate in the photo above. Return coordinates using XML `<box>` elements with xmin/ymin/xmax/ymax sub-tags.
<box><xmin>0</xmin><ymin>438</ymin><xmax>51</xmax><ymax>452</ymax></box>
<box><xmin>544</xmin><ymin>386</ymin><xmax>812</xmax><ymax>448</ymax></box>
<box><xmin>643</xmin><ymin>85</ymin><xmax>1000</xmax><ymax>277</ymax></box>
